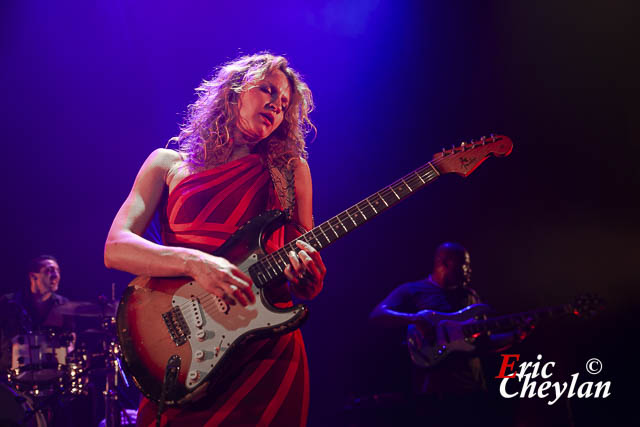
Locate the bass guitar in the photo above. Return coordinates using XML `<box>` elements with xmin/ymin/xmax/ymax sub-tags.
<box><xmin>407</xmin><ymin>294</ymin><xmax>602</xmax><ymax>368</ymax></box>
<box><xmin>116</xmin><ymin>135</ymin><xmax>513</xmax><ymax>404</ymax></box>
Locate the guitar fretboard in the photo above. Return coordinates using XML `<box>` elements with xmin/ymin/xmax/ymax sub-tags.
<box><xmin>462</xmin><ymin>305</ymin><xmax>572</xmax><ymax>336</ymax></box>
<box><xmin>249</xmin><ymin>162</ymin><xmax>441</xmax><ymax>287</ymax></box>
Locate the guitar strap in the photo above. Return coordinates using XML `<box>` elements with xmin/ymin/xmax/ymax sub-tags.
<box><xmin>267</xmin><ymin>158</ymin><xmax>296</xmax><ymax>221</ymax></box>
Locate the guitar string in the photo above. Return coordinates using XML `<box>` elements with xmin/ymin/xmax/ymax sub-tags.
<box><xmin>255</xmin><ymin>134</ymin><xmax>507</xmax><ymax>268</ymax></box>
<box><xmin>170</xmin><ymin>137</ymin><xmax>505</xmax><ymax>315</ymax></box>
<box><xmin>463</xmin><ymin>305</ymin><xmax>569</xmax><ymax>333</ymax></box>
<box><xmin>256</xmin><ymin>166</ymin><xmax>439</xmax><ymax>268</ymax></box>
<box><xmin>170</xmin><ymin>168</ymin><xmax>438</xmax><ymax>316</ymax></box>
<box><xmin>171</xmin><ymin>157</ymin><xmax>444</xmax><ymax>314</ymax></box>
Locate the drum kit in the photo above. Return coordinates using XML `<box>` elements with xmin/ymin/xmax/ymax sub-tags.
<box><xmin>2</xmin><ymin>297</ymin><xmax>137</xmax><ymax>427</ymax></box>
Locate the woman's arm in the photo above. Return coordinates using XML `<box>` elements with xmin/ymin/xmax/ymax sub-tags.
<box><xmin>283</xmin><ymin>158</ymin><xmax>326</xmax><ymax>300</ymax></box>
<box><xmin>104</xmin><ymin>148</ymin><xmax>255</xmax><ymax>306</ymax></box>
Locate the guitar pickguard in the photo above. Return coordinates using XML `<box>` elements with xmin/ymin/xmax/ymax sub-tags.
<box><xmin>117</xmin><ymin>136</ymin><xmax>515</xmax><ymax>403</ymax></box>
<box><xmin>169</xmin><ymin>280</ymin><xmax>305</xmax><ymax>391</ymax></box>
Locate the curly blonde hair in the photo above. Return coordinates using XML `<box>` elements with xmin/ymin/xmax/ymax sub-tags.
<box><xmin>171</xmin><ymin>52</ymin><xmax>315</xmax><ymax>169</ymax></box>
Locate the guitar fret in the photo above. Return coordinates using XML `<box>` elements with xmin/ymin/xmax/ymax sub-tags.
<box><xmin>389</xmin><ymin>186</ymin><xmax>400</xmax><ymax>200</ymax></box>
<box><xmin>410</xmin><ymin>171</ymin><xmax>427</xmax><ymax>188</ymax></box>
<box><xmin>306</xmin><ymin>230</ymin><xmax>323</xmax><ymax>249</ymax></box>
<box><xmin>268</xmin><ymin>254</ymin><xmax>282</xmax><ymax>273</ymax></box>
<box><xmin>276</xmin><ymin>250</ymin><xmax>289</xmax><ymax>269</ymax></box>
<box><xmin>289</xmin><ymin>239</ymin><xmax>301</xmax><ymax>252</ymax></box>
<box><xmin>427</xmin><ymin>161</ymin><xmax>440</xmax><ymax>176</ymax></box>
<box><xmin>346</xmin><ymin>211</ymin><xmax>358</xmax><ymax>227</ymax></box>
<box><xmin>401</xmin><ymin>178</ymin><xmax>413</xmax><ymax>192</ymax></box>
<box><xmin>317</xmin><ymin>227</ymin><xmax>331</xmax><ymax>245</ymax></box>
<box><xmin>343</xmin><ymin>213</ymin><xmax>354</xmax><ymax>229</ymax></box>
<box><xmin>348</xmin><ymin>211</ymin><xmax>359</xmax><ymax>226</ymax></box>
<box><xmin>336</xmin><ymin>216</ymin><xmax>349</xmax><ymax>233</ymax></box>
<box><xmin>324</xmin><ymin>222</ymin><xmax>339</xmax><ymax>239</ymax></box>
<box><xmin>366</xmin><ymin>198</ymin><xmax>378</xmax><ymax>214</ymax></box>
<box><xmin>250</xmin><ymin>263</ymin><xmax>267</xmax><ymax>286</ymax></box>
<box><xmin>257</xmin><ymin>263</ymin><xmax>270</xmax><ymax>282</ymax></box>
<box><xmin>327</xmin><ymin>221</ymin><xmax>340</xmax><ymax>239</ymax></box>
<box><xmin>252</xmin><ymin>268</ymin><xmax>262</xmax><ymax>282</ymax></box>
<box><xmin>266</xmin><ymin>263</ymin><xmax>276</xmax><ymax>280</ymax></box>
<box><xmin>282</xmin><ymin>243</ymin><xmax>293</xmax><ymax>254</ymax></box>
<box><xmin>262</xmin><ymin>257</ymin><xmax>276</xmax><ymax>278</ymax></box>
<box><xmin>350</xmin><ymin>207</ymin><xmax>365</xmax><ymax>224</ymax></box>
<box><xmin>278</xmin><ymin>251</ymin><xmax>288</xmax><ymax>268</ymax></box>
<box><xmin>356</xmin><ymin>204</ymin><xmax>368</xmax><ymax>221</ymax></box>
<box><xmin>274</xmin><ymin>258</ymin><xmax>285</xmax><ymax>273</ymax></box>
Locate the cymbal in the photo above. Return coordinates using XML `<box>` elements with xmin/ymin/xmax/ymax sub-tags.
<box><xmin>53</xmin><ymin>301</ymin><xmax>117</xmax><ymax>317</ymax></box>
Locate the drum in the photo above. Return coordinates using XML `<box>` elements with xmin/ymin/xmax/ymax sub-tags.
<box><xmin>62</xmin><ymin>348</ymin><xmax>89</xmax><ymax>396</ymax></box>
<box><xmin>10</xmin><ymin>330</ymin><xmax>70</xmax><ymax>392</ymax></box>
<box><xmin>0</xmin><ymin>382</ymin><xmax>48</xmax><ymax>426</ymax></box>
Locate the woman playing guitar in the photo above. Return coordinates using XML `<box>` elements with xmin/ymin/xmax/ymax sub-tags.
<box><xmin>105</xmin><ymin>52</ymin><xmax>326</xmax><ymax>427</ymax></box>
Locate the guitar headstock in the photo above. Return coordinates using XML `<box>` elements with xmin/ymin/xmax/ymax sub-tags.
<box><xmin>432</xmin><ymin>134</ymin><xmax>513</xmax><ymax>177</ymax></box>
<box><xmin>570</xmin><ymin>293</ymin><xmax>605</xmax><ymax>319</ymax></box>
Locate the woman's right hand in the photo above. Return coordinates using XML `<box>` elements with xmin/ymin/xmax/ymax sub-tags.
<box><xmin>187</xmin><ymin>253</ymin><xmax>255</xmax><ymax>307</ymax></box>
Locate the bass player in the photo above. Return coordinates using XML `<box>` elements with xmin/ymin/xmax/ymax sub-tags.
<box><xmin>369</xmin><ymin>242</ymin><xmax>525</xmax><ymax>426</ymax></box>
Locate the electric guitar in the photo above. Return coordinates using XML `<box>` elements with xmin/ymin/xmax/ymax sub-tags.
<box><xmin>407</xmin><ymin>294</ymin><xmax>602</xmax><ymax>368</ymax></box>
<box><xmin>116</xmin><ymin>135</ymin><xmax>513</xmax><ymax>405</ymax></box>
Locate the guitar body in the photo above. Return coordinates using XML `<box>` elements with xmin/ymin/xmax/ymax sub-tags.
<box><xmin>116</xmin><ymin>210</ymin><xmax>309</xmax><ymax>405</ymax></box>
<box><xmin>115</xmin><ymin>135</ymin><xmax>515</xmax><ymax>404</ymax></box>
<box><xmin>407</xmin><ymin>304</ymin><xmax>491</xmax><ymax>368</ymax></box>
<box><xmin>406</xmin><ymin>292</ymin><xmax>599</xmax><ymax>368</ymax></box>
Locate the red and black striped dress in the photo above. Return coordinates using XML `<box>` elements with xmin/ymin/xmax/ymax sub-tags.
<box><xmin>136</xmin><ymin>153</ymin><xmax>310</xmax><ymax>427</ymax></box>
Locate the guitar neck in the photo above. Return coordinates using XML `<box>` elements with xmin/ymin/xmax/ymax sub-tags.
<box><xmin>249</xmin><ymin>134</ymin><xmax>514</xmax><ymax>288</ymax></box>
<box><xmin>251</xmin><ymin>161</ymin><xmax>442</xmax><ymax>286</ymax></box>
<box><xmin>463</xmin><ymin>304</ymin><xmax>573</xmax><ymax>336</ymax></box>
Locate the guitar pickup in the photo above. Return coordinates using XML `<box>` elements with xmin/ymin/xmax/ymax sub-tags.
<box><xmin>189</xmin><ymin>296</ymin><xmax>204</xmax><ymax>328</ymax></box>
<box><xmin>162</xmin><ymin>306</ymin><xmax>190</xmax><ymax>346</ymax></box>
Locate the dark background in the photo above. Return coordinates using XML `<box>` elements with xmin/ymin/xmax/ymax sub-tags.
<box><xmin>2</xmin><ymin>1</ymin><xmax>638</xmax><ymax>425</ymax></box>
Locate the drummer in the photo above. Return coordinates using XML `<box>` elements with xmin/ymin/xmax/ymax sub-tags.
<box><xmin>0</xmin><ymin>255</ymin><xmax>74</xmax><ymax>372</ymax></box>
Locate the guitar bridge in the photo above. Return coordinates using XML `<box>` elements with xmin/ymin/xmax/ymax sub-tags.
<box><xmin>162</xmin><ymin>306</ymin><xmax>190</xmax><ymax>346</ymax></box>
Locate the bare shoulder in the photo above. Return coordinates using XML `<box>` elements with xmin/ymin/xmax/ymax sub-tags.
<box><xmin>141</xmin><ymin>148</ymin><xmax>186</xmax><ymax>189</ymax></box>
<box><xmin>146</xmin><ymin>148</ymin><xmax>183</xmax><ymax>170</ymax></box>
<box><xmin>290</xmin><ymin>157</ymin><xmax>313</xmax><ymax>229</ymax></box>
<box><xmin>291</xmin><ymin>157</ymin><xmax>312</xmax><ymax>197</ymax></box>
<box><xmin>290</xmin><ymin>157</ymin><xmax>311</xmax><ymax>183</ymax></box>
<box><xmin>290</xmin><ymin>156</ymin><xmax>310</xmax><ymax>170</ymax></box>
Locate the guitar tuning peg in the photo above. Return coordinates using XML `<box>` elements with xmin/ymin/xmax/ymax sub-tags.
<box><xmin>490</xmin><ymin>133</ymin><xmax>496</xmax><ymax>141</ymax></box>
<box><xmin>460</xmin><ymin>141</ymin><xmax>466</xmax><ymax>151</ymax></box>
<box><xmin>480</xmin><ymin>136</ymin><xmax>486</xmax><ymax>145</ymax></box>
<box><xmin>441</xmin><ymin>147</ymin><xmax>446</xmax><ymax>155</ymax></box>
